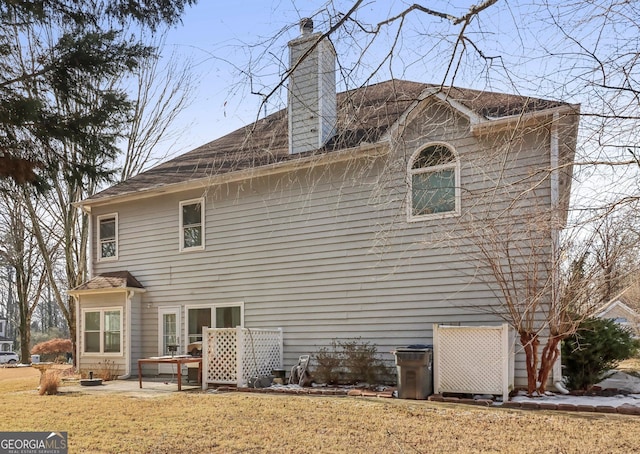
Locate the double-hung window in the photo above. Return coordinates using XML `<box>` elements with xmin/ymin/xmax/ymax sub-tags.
<box><xmin>408</xmin><ymin>143</ymin><xmax>460</xmax><ymax>220</ymax></box>
<box><xmin>83</xmin><ymin>309</ymin><xmax>122</xmax><ymax>354</ymax></box>
<box><xmin>180</xmin><ymin>199</ymin><xmax>204</xmax><ymax>251</ymax></box>
<box><xmin>97</xmin><ymin>214</ymin><xmax>118</xmax><ymax>260</ymax></box>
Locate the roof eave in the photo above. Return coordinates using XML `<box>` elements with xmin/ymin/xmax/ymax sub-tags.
<box><xmin>76</xmin><ymin>141</ymin><xmax>390</xmax><ymax>210</ymax></box>
<box><xmin>470</xmin><ymin>104</ymin><xmax>580</xmax><ymax>135</ymax></box>
<box><xmin>68</xmin><ymin>287</ymin><xmax>147</xmax><ymax>296</ymax></box>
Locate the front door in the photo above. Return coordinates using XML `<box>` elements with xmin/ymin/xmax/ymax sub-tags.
<box><xmin>158</xmin><ymin>307</ymin><xmax>180</xmax><ymax>374</ymax></box>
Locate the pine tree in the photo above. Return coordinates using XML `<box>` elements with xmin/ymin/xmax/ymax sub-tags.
<box><xmin>0</xmin><ymin>0</ymin><xmax>196</xmax><ymax>189</ymax></box>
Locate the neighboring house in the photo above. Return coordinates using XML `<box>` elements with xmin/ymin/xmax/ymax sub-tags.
<box><xmin>597</xmin><ymin>294</ymin><xmax>640</xmax><ymax>336</ymax></box>
<box><xmin>0</xmin><ymin>316</ymin><xmax>12</xmax><ymax>351</ymax></box>
<box><xmin>69</xmin><ymin>20</ymin><xmax>579</xmax><ymax>387</ymax></box>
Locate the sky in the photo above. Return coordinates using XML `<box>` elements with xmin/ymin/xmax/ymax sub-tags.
<box><xmin>155</xmin><ymin>0</ymin><xmax>526</xmax><ymax>156</ymax></box>
<box><xmin>158</xmin><ymin>1</ymin><xmax>350</xmax><ymax>153</ymax></box>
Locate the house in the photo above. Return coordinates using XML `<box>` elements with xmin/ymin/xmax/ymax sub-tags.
<box><xmin>597</xmin><ymin>291</ymin><xmax>640</xmax><ymax>336</ymax></box>
<box><xmin>69</xmin><ymin>19</ymin><xmax>579</xmax><ymax>388</ymax></box>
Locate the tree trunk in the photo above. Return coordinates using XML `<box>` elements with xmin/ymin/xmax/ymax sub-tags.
<box><xmin>537</xmin><ymin>336</ymin><xmax>562</xmax><ymax>394</ymax></box>
<box><xmin>67</xmin><ymin>297</ymin><xmax>77</xmax><ymax>367</ymax></box>
<box><xmin>519</xmin><ymin>331</ymin><xmax>540</xmax><ymax>395</ymax></box>
<box><xmin>19</xmin><ymin>314</ymin><xmax>31</xmax><ymax>364</ymax></box>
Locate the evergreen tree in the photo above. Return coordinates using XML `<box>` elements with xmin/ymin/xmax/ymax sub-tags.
<box><xmin>0</xmin><ymin>0</ymin><xmax>196</xmax><ymax>189</ymax></box>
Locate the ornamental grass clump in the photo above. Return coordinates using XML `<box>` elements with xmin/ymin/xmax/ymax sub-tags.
<box><xmin>38</xmin><ymin>370</ymin><xmax>60</xmax><ymax>395</ymax></box>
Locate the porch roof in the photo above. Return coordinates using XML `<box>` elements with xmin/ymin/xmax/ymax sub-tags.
<box><xmin>69</xmin><ymin>271</ymin><xmax>146</xmax><ymax>295</ymax></box>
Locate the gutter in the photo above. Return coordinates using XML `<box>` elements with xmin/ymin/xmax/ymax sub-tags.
<box><xmin>74</xmin><ymin>141</ymin><xmax>389</xmax><ymax>210</ymax></box>
<box><xmin>471</xmin><ymin>105</ymin><xmax>578</xmax><ymax>135</ymax></box>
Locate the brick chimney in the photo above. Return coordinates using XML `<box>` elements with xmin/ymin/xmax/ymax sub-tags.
<box><xmin>287</xmin><ymin>18</ymin><xmax>337</xmax><ymax>155</ymax></box>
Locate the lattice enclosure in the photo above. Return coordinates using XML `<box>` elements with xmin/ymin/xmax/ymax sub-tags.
<box><xmin>202</xmin><ymin>327</ymin><xmax>283</xmax><ymax>388</ymax></box>
<box><xmin>433</xmin><ymin>324</ymin><xmax>514</xmax><ymax>401</ymax></box>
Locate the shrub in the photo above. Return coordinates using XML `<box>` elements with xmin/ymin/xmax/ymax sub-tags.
<box><xmin>31</xmin><ymin>338</ymin><xmax>72</xmax><ymax>362</ymax></box>
<box><xmin>82</xmin><ymin>360</ymin><xmax>120</xmax><ymax>381</ymax></box>
<box><xmin>39</xmin><ymin>370</ymin><xmax>60</xmax><ymax>395</ymax></box>
<box><xmin>314</xmin><ymin>341</ymin><xmax>343</xmax><ymax>385</ymax></box>
<box><xmin>312</xmin><ymin>338</ymin><xmax>390</xmax><ymax>385</ymax></box>
<box><xmin>562</xmin><ymin>317</ymin><xmax>640</xmax><ymax>390</ymax></box>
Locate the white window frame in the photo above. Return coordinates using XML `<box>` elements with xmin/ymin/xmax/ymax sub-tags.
<box><xmin>184</xmin><ymin>302</ymin><xmax>244</xmax><ymax>345</ymax></box>
<box><xmin>97</xmin><ymin>213</ymin><xmax>118</xmax><ymax>261</ymax></box>
<box><xmin>81</xmin><ymin>307</ymin><xmax>123</xmax><ymax>356</ymax></box>
<box><xmin>179</xmin><ymin>198</ymin><xmax>205</xmax><ymax>252</ymax></box>
<box><xmin>407</xmin><ymin>142</ymin><xmax>461</xmax><ymax>222</ymax></box>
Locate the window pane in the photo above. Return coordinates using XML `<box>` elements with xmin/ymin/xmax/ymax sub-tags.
<box><xmin>101</xmin><ymin>241</ymin><xmax>116</xmax><ymax>258</ymax></box>
<box><xmin>182</xmin><ymin>203</ymin><xmax>201</xmax><ymax>226</ymax></box>
<box><xmin>85</xmin><ymin>312</ymin><xmax>100</xmax><ymax>331</ymax></box>
<box><xmin>85</xmin><ymin>332</ymin><xmax>100</xmax><ymax>353</ymax></box>
<box><xmin>183</xmin><ymin>226</ymin><xmax>202</xmax><ymax>248</ymax></box>
<box><xmin>104</xmin><ymin>311</ymin><xmax>121</xmax><ymax>353</ymax></box>
<box><xmin>412</xmin><ymin>170</ymin><xmax>455</xmax><ymax>215</ymax></box>
<box><xmin>104</xmin><ymin>311</ymin><xmax>120</xmax><ymax>331</ymax></box>
<box><xmin>99</xmin><ymin>218</ymin><xmax>116</xmax><ymax>239</ymax></box>
<box><xmin>104</xmin><ymin>332</ymin><xmax>120</xmax><ymax>353</ymax></box>
<box><xmin>412</xmin><ymin>145</ymin><xmax>454</xmax><ymax>169</ymax></box>
<box><xmin>188</xmin><ymin>308</ymin><xmax>211</xmax><ymax>343</ymax></box>
<box><xmin>163</xmin><ymin>314</ymin><xmax>178</xmax><ymax>354</ymax></box>
<box><xmin>216</xmin><ymin>306</ymin><xmax>241</xmax><ymax>328</ymax></box>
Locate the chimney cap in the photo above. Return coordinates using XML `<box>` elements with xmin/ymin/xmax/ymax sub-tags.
<box><xmin>300</xmin><ymin>18</ymin><xmax>313</xmax><ymax>36</ymax></box>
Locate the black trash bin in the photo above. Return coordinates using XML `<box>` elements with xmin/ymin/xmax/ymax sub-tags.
<box><xmin>393</xmin><ymin>345</ymin><xmax>433</xmax><ymax>399</ymax></box>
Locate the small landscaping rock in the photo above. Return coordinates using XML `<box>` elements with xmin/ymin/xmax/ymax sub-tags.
<box><xmin>538</xmin><ymin>403</ymin><xmax>559</xmax><ymax>411</ymax></box>
<box><xmin>595</xmin><ymin>406</ymin><xmax>617</xmax><ymax>413</ymax></box>
<box><xmin>501</xmin><ymin>401</ymin><xmax>522</xmax><ymax>409</ymax></box>
<box><xmin>576</xmin><ymin>405</ymin><xmax>596</xmax><ymax>413</ymax></box>
<box><xmin>617</xmin><ymin>405</ymin><xmax>640</xmax><ymax>416</ymax></box>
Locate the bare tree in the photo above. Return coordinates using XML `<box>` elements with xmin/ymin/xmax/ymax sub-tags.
<box><xmin>0</xmin><ymin>190</ymin><xmax>50</xmax><ymax>362</ymax></box>
<box><xmin>119</xmin><ymin>33</ymin><xmax>197</xmax><ymax>181</ymax></box>
<box><xmin>1</xmin><ymin>12</ymin><xmax>197</xmax><ymax>364</ymax></box>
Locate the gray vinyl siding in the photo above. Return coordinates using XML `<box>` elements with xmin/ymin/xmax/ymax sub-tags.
<box><xmin>92</xmin><ymin>99</ymin><xmax>557</xmax><ymax>387</ymax></box>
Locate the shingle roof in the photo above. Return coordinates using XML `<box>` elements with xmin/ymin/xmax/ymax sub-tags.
<box><xmin>89</xmin><ymin>80</ymin><xmax>568</xmax><ymax>201</ymax></box>
<box><xmin>70</xmin><ymin>271</ymin><xmax>144</xmax><ymax>292</ymax></box>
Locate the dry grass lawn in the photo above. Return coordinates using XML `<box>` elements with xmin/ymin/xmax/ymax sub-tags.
<box><xmin>1</xmin><ymin>366</ymin><xmax>639</xmax><ymax>453</ymax></box>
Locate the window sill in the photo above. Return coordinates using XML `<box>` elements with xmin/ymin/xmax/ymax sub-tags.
<box><xmin>97</xmin><ymin>256</ymin><xmax>119</xmax><ymax>262</ymax></box>
<box><xmin>179</xmin><ymin>246</ymin><xmax>205</xmax><ymax>253</ymax></box>
<box><xmin>407</xmin><ymin>210</ymin><xmax>460</xmax><ymax>223</ymax></box>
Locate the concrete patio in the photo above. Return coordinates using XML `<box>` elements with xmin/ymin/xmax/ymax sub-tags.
<box><xmin>59</xmin><ymin>376</ymin><xmax>202</xmax><ymax>397</ymax></box>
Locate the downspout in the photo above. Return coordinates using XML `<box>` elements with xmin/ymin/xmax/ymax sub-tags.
<box><xmin>81</xmin><ymin>206</ymin><xmax>94</xmax><ymax>278</ymax></box>
<box><xmin>549</xmin><ymin>113</ymin><xmax>568</xmax><ymax>393</ymax></box>
<box><xmin>117</xmin><ymin>290</ymin><xmax>134</xmax><ymax>379</ymax></box>
<box><xmin>73</xmin><ymin>295</ymin><xmax>80</xmax><ymax>371</ymax></box>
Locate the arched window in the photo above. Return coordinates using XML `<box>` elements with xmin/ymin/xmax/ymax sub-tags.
<box><xmin>409</xmin><ymin>143</ymin><xmax>459</xmax><ymax>219</ymax></box>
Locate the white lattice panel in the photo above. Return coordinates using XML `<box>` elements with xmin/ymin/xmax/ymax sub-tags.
<box><xmin>204</xmin><ymin>328</ymin><xmax>238</xmax><ymax>384</ymax></box>
<box><xmin>239</xmin><ymin>329</ymin><xmax>283</xmax><ymax>386</ymax></box>
<box><xmin>202</xmin><ymin>327</ymin><xmax>282</xmax><ymax>388</ymax></box>
<box><xmin>433</xmin><ymin>324</ymin><xmax>514</xmax><ymax>401</ymax></box>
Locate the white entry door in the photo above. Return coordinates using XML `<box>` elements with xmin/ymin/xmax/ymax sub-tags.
<box><xmin>158</xmin><ymin>307</ymin><xmax>181</xmax><ymax>374</ymax></box>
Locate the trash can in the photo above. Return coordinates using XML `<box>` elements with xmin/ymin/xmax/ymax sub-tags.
<box><xmin>31</xmin><ymin>354</ymin><xmax>40</xmax><ymax>364</ymax></box>
<box><xmin>393</xmin><ymin>345</ymin><xmax>433</xmax><ymax>399</ymax></box>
